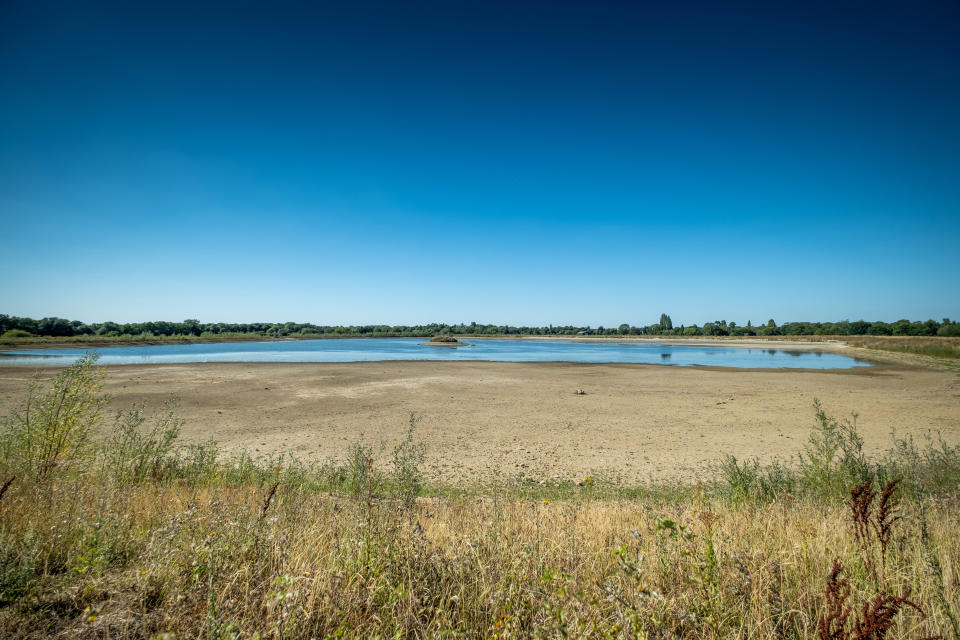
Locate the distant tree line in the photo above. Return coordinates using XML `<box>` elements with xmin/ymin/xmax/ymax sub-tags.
<box><xmin>3</xmin><ymin>313</ymin><xmax>959</xmax><ymax>339</ymax></box>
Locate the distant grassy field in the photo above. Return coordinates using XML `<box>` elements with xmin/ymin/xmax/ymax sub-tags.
<box><xmin>845</xmin><ymin>336</ymin><xmax>960</xmax><ymax>360</ymax></box>
<box><xmin>1</xmin><ymin>358</ymin><xmax>958</xmax><ymax>638</ymax></box>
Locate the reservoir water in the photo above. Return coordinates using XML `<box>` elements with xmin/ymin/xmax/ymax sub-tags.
<box><xmin>1</xmin><ymin>338</ymin><xmax>869</xmax><ymax>369</ymax></box>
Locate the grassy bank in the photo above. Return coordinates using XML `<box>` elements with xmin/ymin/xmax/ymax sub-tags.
<box><xmin>1</xmin><ymin>358</ymin><xmax>958</xmax><ymax>638</ymax></box>
<box><xmin>846</xmin><ymin>336</ymin><xmax>960</xmax><ymax>360</ymax></box>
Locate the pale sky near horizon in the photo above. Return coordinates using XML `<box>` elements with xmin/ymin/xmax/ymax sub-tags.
<box><xmin>2</xmin><ymin>1</ymin><xmax>958</xmax><ymax>326</ymax></box>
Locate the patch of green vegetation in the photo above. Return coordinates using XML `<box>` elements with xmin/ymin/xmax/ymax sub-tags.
<box><xmin>0</xmin><ymin>329</ymin><xmax>33</xmax><ymax>338</ymax></box>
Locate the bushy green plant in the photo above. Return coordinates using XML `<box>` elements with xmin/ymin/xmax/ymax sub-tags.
<box><xmin>172</xmin><ymin>441</ymin><xmax>222</xmax><ymax>484</ymax></box>
<box><xmin>0</xmin><ymin>329</ymin><xmax>33</xmax><ymax>338</ymax></box>
<box><xmin>716</xmin><ymin>454</ymin><xmax>795</xmax><ymax>501</ymax></box>
<box><xmin>716</xmin><ymin>400</ymin><xmax>872</xmax><ymax>502</ymax></box>
<box><xmin>392</xmin><ymin>413</ymin><xmax>425</xmax><ymax>519</ymax></box>
<box><xmin>0</xmin><ymin>353</ymin><xmax>105</xmax><ymax>479</ymax></box>
<box><xmin>102</xmin><ymin>399</ymin><xmax>183</xmax><ymax>483</ymax></box>
<box><xmin>880</xmin><ymin>430</ymin><xmax>960</xmax><ymax>498</ymax></box>
<box><xmin>345</xmin><ymin>438</ymin><xmax>380</xmax><ymax>502</ymax></box>
<box><xmin>713</xmin><ymin>401</ymin><xmax>960</xmax><ymax>503</ymax></box>
<box><xmin>797</xmin><ymin>399</ymin><xmax>871</xmax><ymax>496</ymax></box>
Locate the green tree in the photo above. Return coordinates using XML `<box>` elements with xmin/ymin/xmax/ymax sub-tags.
<box><xmin>867</xmin><ymin>322</ymin><xmax>892</xmax><ymax>336</ymax></box>
<box><xmin>183</xmin><ymin>319</ymin><xmax>201</xmax><ymax>336</ymax></box>
<box><xmin>96</xmin><ymin>321</ymin><xmax>121</xmax><ymax>336</ymax></box>
<box><xmin>848</xmin><ymin>320</ymin><xmax>870</xmax><ymax>335</ymax></box>
<box><xmin>938</xmin><ymin>323</ymin><xmax>960</xmax><ymax>337</ymax></box>
<box><xmin>702</xmin><ymin>322</ymin><xmax>729</xmax><ymax>336</ymax></box>
<box><xmin>659</xmin><ymin>314</ymin><xmax>673</xmax><ymax>330</ymax></box>
<box><xmin>38</xmin><ymin>317</ymin><xmax>74</xmax><ymax>337</ymax></box>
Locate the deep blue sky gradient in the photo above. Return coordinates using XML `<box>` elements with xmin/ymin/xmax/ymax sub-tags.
<box><xmin>2</xmin><ymin>1</ymin><xmax>958</xmax><ymax>325</ymax></box>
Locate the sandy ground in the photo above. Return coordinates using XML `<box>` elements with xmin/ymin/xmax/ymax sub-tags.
<box><xmin>0</xmin><ymin>359</ymin><xmax>958</xmax><ymax>484</ymax></box>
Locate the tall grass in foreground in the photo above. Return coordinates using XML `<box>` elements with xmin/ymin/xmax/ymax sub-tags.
<box><xmin>0</xmin><ymin>357</ymin><xmax>957</xmax><ymax>639</ymax></box>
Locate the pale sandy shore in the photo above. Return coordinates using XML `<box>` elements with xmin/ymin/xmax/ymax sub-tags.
<box><xmin>0</xmin><ymin>360</ymin><xmax>957</xmax><ymax>484</ymax></box>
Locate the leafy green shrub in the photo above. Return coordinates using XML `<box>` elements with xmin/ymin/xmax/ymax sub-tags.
<box><xmin>346</xmin><ymin>438</ymin><xmax>380</xmax><ymax>501</ymax></box>
<box><xmin>391</xmin><ymin>414</ymin><xmax>426</xmax><ymax>525</ymax></box>
<box><xmin>1</xmin><ymin>329</ymin><xmax>33</xmax><ymax>338</ymax></box>
<box><xmin>796</xmin><ymin>400</ymin><xmax>871</xmax><ymax>496</ymax></box>
<box><xmin>716</xmin><ymin>454</ymin><xmax>794</xmax><ymax>501</ymax></box>
<box><xmin>881</xmin><ymin>430</ymin><xmax>960</xmax><ymax>497</ymax></box>
<box><xmin>713</xmin><ymin>400</ymin><xmax>960</xmax><ymax>503</ymax></box>
<box><xmin>0</xmin><ymin>545</ymin><xmax>36</xmax><ymax>605</ymax></box>
<box><xmin>937</xmin><ymin>322</ymin><xmax>960</xmax><ymax>337</ymax></box>
<box><xmin>0</xmin><ymin>354</ymin><xmax>105</xmax><ymax>479</ymax></box>
<box><xmin>102</xmin><ymin>399</ymin><xmax>183</xmax><ymax>483</ymax></box>
<box><xmin>171</xmin><ymin>441</ymin><xmax>222</xmax><ymax>484</ymax></box>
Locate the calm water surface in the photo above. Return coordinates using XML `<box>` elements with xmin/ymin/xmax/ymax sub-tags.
<box><xmin>1</xmin><ymin>339</ymin><xmax>869</xmax><ymax>369</ymax></box>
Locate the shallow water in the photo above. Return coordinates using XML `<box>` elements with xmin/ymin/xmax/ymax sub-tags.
<box><xmin>0</xmin><ymin>338</ymin><xmax>869</xmax><ymax>369</ymax></box>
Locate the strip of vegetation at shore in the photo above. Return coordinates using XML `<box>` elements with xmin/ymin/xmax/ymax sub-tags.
<box><xmin>3</xmin><ymin>313</ymin><xmax>960</xmax><ymax>342</ymax></box>
<box><xmin>1</xmin><ymin>357</ymin><xmax>958</xmax><ymax>638</ymax></box>
<box><xmin>3</xmin><ymin>314</ymin><xmax>959</xmax><ymax>364</ymax></box>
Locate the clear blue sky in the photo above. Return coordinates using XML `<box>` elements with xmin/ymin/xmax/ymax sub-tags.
<box><xmin>2</xmin><ymin>1</ymin><xmax>958</xmax><ymax>326</ymax></box>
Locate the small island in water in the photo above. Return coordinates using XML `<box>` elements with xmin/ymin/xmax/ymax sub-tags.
<box><xmin>420</xmin><ymin>335</ymin><xmax>471</xmax><ymax>347</ymax></box>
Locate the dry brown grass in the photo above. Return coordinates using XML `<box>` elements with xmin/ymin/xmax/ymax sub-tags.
<box><xmin>0</xmin><ymin>475</ymin><xmax>956</xmax><ymax>639</ymax></box>
<box><xmin>845</xmin><ymin>337</ymin><xmax>960</xmax><ymax>360</ymax></box>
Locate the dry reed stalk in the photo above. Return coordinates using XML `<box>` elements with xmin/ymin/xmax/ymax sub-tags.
<box><xmin>0</xmin><ymin>475</ymin><xmax>14</xmax><ymax>505</ymax></box>
<box><xmin>260</xmin><ymin>481</ymin><xmax>281</xmax><ymax>520</ymax></box>
<box><xmin>852</xmin><ymin>592</ymin><xmax>939</xmax><ymax>640</ymax></box>
<box><xmin>819</xmin><ymin>559</ymin><xmax>851</xmax><ymax>640</ymax></box>
<box><xmin>818</xmin><ymin>560</ymin><xmax>942</xmax><ymax>640</ymax></box>
<box><xmin>874</xmin><ymin>478</ymin><xmax>902</xmax><ymax>562</ymax></box>
<box><xmin>850</xmin><ymin>479</ymin><xmax>876</xmax><ymax>553</ymax></box>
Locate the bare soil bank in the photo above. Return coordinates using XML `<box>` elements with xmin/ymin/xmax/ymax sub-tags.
<box><xmin>0</xmin><ymin>361</ymin><xmax>957</xmax><ymax>484</ymax></box>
